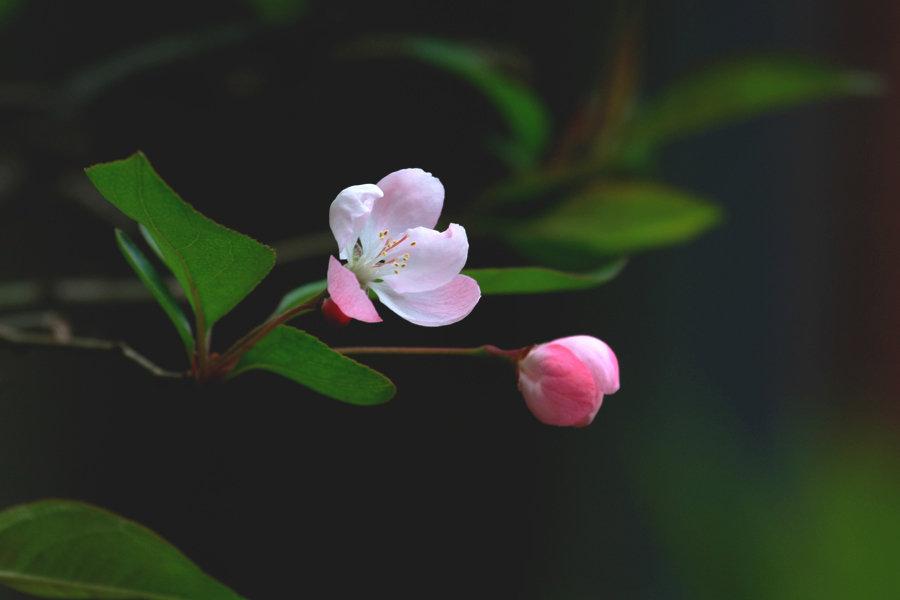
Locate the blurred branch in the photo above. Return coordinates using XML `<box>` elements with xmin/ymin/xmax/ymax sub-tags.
<box><xmin>0</xmin><ymin>231</ymin><xmax>333</xmax><ymax>309</ymax></box>
<box><xmin>553</xmin><ymin>4</ymin><xmax>642</xmax><ymax>164</ymax></box>
<box><xmin>0</xmin><ymin>278</ymin><xmax>162</xmax><ymax>308</ymax></box>
<box><xmin>0</xmin><ymin>321</ymin><xmax>184</xmax><ymax>378</ymax></box>
<box><xmin>0</xmin><ymin>310</ymin><xmax>72</xmax><ymax>340</ymax></box>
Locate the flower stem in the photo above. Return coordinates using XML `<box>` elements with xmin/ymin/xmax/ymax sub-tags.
<box><xmin>335</xmin><ymin>344</ymin><xmax>527</xmax><ymax>361</ymax></box>
<box><xmin>208</xmin><ymin>291</ymin><xmax>327</xmax><ymax>378</ymax></box>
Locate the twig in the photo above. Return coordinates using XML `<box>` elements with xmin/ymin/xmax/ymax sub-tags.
<box><xmin>0</xmin><ymin>278</ymin><xmax>165</xmax><ymax>309</ymax></box>
<box><xmin>208</xmin><ymin>291</ymin><xmax>325</xmax><ymax>379</ymax></box>
<box><xmin>0</xmin><ymin>324</ymin><xmax>186</xmax><ymax>379</ymax></box>
<box><xmin>0</xmin><ymin>231</ymin><xmax>335</xmax><ymax>311</ymax></box>
<box><xmin>335</xmin><ymin>344</ymin><xmax>527</xmax><ymax>361</ymax></box>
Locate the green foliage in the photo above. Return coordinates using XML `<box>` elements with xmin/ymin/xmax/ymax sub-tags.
<box><xmin>115</xmin><ymin>229</ymin><xmax>194</xmax><ymax>358</ymax></box>
<box><xmin>0</xmin><ymin>500</ymin><xmax>244</xmax><ymax>599</ymax></box>
<box><xmin>353</xmin><ymin>36</ymin><xmax>550</xmax><ymax>170</ymax></box>
<box><xmin>618</xmin><ymin>56</ymin><xmax>882</xmax><ymax>166</ymax></box>
<box><xmin>0</xmin><ymin>0</ymin><xmax>23</xmax><ymax>28</ymax></box>
<box><xmin>230</xmin><ymin>326</ymin><xmax>396</xmax><ymax>405</ymax></box>
<box><xmin>481</xmin><ymin>56</ymin><xmax>880</xmax><ymax>214</ymax></box>
<box><xmin>506</xmin><ymin>182</ymin><xmax>721</xmax><ymax>268</ymax></box>
<box><xmin>86</xmin><ymin>152</ymin><xmax>276</xmax><ymax>333</ymax></box>
<box><xmin>768</xmin><ymin>437</ymin><xmax>900</xmax><ymax>599</ymax></box>
<box><xmin>636</xmin><ymin>408</ymin><xmax>900</xmax><ymax>599</ymax></box>
<box><xmin>479</xmin><ymin>162</ymin><xmax>601</xmax><ymax>210</ymax></box>
<box><xmin>464</xmin><ymin>261</ymin><xmax>626</xmax><ymax>295</ymax></box>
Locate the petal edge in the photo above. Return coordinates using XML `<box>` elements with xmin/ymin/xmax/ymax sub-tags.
<box><xmin>327</xmin><ymin>256</ymin><xmax>382</xmax><ymax>323</ymax></box>
<box><xmin>371</xmin><ymin>274</ymin><xmax>480</xmax><ymax>327</ymax></box>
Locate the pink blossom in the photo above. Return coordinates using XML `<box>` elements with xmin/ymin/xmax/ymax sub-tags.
<box><xmin>326</xmin><ymin>169</ymin><xmax>481</xmax><ymax>327</ymax></box>
<box><xmin>517</xmin><ymin>336</ymin><xmax>620</xmax><ymax>427</ymax></box>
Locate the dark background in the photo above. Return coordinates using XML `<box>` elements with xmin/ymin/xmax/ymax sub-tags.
<box><xmin>0</xmin><ymin>1</ymin><xmax>898</xmax><ymax>598</ymax></box>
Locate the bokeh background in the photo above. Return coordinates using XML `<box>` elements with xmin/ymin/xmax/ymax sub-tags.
<box><xmin>0</xmin><ymin>0</ymin><xmax>898</xmax><ymax>598</ymax></box>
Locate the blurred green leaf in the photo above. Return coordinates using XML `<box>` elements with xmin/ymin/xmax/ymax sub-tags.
<box><xmin>0</xmin><ymin>0</ymin><xmax>23</xmax><ymax>28</ymax></box>
<box><xmin>506</xmin><ymin>182</ymin><xmax>722</xmax><ymax>268</ymax></box>
<box><xmin>758</xmin><ymin>435</ymin><xmax>900</xmax><ymax>600</ymax></box>
<box><xmin>481</xmin><ymin>57</ymin><xmax>880</xmax><ymax>214</ymax></box>
<box><xmin>115</xmin><ymin>229</ymin><xmax>194</xmax><ymax>358</ymax></box>
<box><xmin>464</xmin><ymin>261</ymin><xmax>626</xmax><ymax>295</ymax></box>
<box><xmin>86</xmin><ymin>152</ymin><xmax>275</xmax><ymax>332</ymax></box>
<box><xmin>636</xmin><ymin>406</ymin><xmax>900</xmax><ymax>600</ymax></box>
<box><xmin>0</xmin><ymin>499</ymin><xmax>245</xmax><ymax>599</ymax></box>
<box><xmin>274</xmin><ymin>279</ymin><xmax>326</xmax><ymax>315</ymax></box>
<box><xmin>478</xmin><ymin>162</ymin><xmax>602</xmax><ymax>211</ymax></box>
<box><xmin>619</xmin><ymin>56</ymin><xmax>883</xmax><ymax>166</ymax></box>
<box><xmin>352</xmin><ymin>36</ymin><xmax>550</xmax><ymax>170</ymax></box>
<box><xmin>230</xmin><ymin>326</ymin><xmax>395</xmax><ymax>405</ymax></box>
<box><xmin>245</xmin><ymin>0</ymin><xmax>308</xmax><ymax>24</ymax></box>
<box><xmin>634</xmin><ymin>409</ymin><xmax>767</xmax><ymax>599</ymax></box>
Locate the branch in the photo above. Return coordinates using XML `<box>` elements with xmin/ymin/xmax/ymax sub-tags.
<box><xmin>0</xmin><ymin>232</ymin><xmax>335</xmax><ymax>311</ymax></box>
<box><xmin>0</xmin><ymin>323</ymin><xmax>186</xmax><ymax>379</ymax></box>
<box><xmin>335</xmin><ymin>344</ymin><xmax>526</xmax><ymax>360</ymax></box>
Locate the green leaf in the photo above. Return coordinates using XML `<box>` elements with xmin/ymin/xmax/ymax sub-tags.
<box><xmin>0</xmin><ymin>0</ymin><xmax>23</xmax><ymax>27</ymax></box>
<box><xmin>274</xmin><ymin>279</ymin><xmax>326</xmax><ymax>315</ymax></box>
<box><xmin>0</xmin><ymin>499</ymin><xmax>245</xmax><ymax>600</ymax></box>
<box><xmin>620</xmin><ymin>56</ymin><xmax>882</xmax><ymax>165</ymax></box>
<box><xmin>351</xmin><ymin>36</ymin><xmax>550</xmax><ymax>170</ymax></box>
<box><xmin>464</xmin><ymin>261</ymin><xmax>626</xmax><ymax>295</ymax></box>
<box><xmin>139</xmin><ymin>224</ymin><xmax>165</xmax><ymax>261</ymax></box>
<box><xmin>115</xmin><ymin>229</ymin><xmax>194</xmax><ymax>358</ymax></box>
<box><xmin>506</xmin><ymin>182</ymin><xmax>722</xmax><ymax>268</ymax></box>
<box><xmin>86</xmin><ymin>152</ymin><xmax>276</xmax><ymax>332</ymax></box>
<box><xmin>230</xmin><ymin>326</ymin><xmax>395</xmax><ymax>406</ymax></box>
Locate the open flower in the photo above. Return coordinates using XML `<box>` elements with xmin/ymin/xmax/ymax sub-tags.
<box><xmin>327</xmin><ymin>168</ymin><xmax>481</xmax><ymax>327</ymax></box>
<box><xmin>517</xmin><ymin>336</ymin><xmax>620</xmax><ymax>427</ymax></box>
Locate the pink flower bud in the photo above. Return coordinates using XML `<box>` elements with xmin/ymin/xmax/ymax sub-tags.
<box><xmin>321</xmin><ymin>297</ymin><xmax>352</xmax><ymax>326</ymax></box>
<box><xmin>517</xmin><ymin>336</ymin><xmax>619</xmax><ymax>427</ymax></box>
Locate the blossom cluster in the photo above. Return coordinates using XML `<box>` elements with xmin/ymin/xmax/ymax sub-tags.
<box><xmin>326</xmin><ymin>169</ymin><xmax>620</xmax><ymax>427</ymax></box>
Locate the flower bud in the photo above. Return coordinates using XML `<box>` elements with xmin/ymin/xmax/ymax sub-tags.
<box><xmin>517</xmin><ymin>336</ymin><xmax>619</xmax><ymax>427</ymax></box>
<box><xmin>321</xmin><ymin>297</ymin><xmax>352</xmax><ymax>326</ymax></box>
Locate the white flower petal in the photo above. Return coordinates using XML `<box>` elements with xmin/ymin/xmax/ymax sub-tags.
<box><xmin>371</xmin><ymin>274</ymin><xmax>480</xmax><ymax>327</ymax></box>
<box><xmin>371</xmin><ymin>169</ymin><xmax>444</xmax><ymax>236</ymax></box>
<box><xmin>380</xmin><ymin>224</ymin><xmax>469</xmax><ymax>294</ymax></box>
<box><xmin>329</xmin><ymin>184</ymin><xmax>382</xmax><ymax>260</ymax></box>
